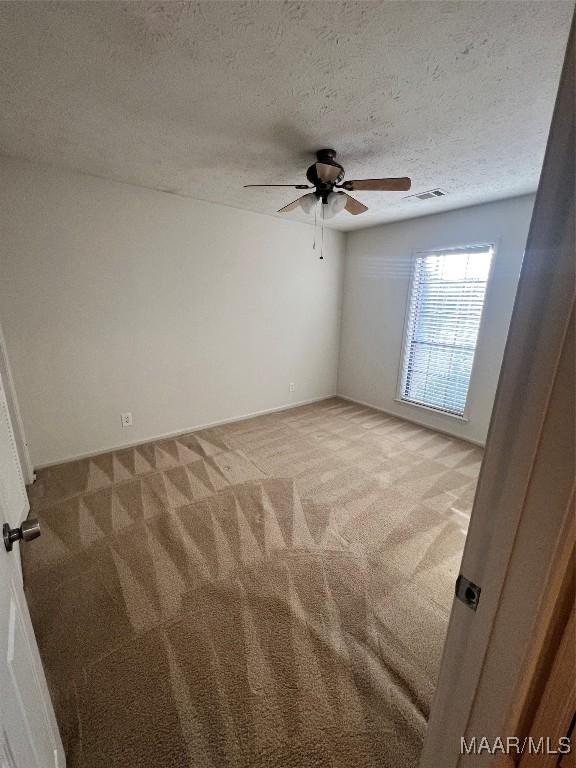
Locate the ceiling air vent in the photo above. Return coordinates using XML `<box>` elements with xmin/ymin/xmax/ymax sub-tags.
<box><xmin>405</xmin><ymin>188</ymin><xmax>447</xmax><ymax>201</ymax></box>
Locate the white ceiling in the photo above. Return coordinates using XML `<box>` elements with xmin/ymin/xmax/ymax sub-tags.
<box><xmin>0</xmin><ymin>1</ymin><xmax>573</xmax><ymax>231</ymax></box>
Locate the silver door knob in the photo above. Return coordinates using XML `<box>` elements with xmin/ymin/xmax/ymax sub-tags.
<box><xmin>3</xmin><ymin>519</ymin><xmax>41</xmax><ymax>552</ymax></box>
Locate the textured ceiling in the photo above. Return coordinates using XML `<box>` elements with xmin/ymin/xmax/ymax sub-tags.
<box><xmin>0</xmin><ymin>1</ymin><xmax>573</xmax><ymax>231</ymax></box>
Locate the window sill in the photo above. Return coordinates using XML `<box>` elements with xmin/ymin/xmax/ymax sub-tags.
<box><xmin>394</xmin><ymin>398</ymin><xmax>470</xmax><ymax>423</ymax></box>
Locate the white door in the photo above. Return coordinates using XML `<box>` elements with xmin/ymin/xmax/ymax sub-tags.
<box><xmin>0</xmin><ymin>368</ymin><xmax>65</xmax><ymax>766</ymax></box>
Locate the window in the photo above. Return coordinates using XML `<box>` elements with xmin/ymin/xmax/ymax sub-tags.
<box><xmin>399</xmin><ymin>245</ymin><xmax>493</xmax><ymax>417</ymax></box>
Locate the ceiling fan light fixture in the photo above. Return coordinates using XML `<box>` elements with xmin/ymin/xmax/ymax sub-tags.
<box><xmin>323</xmin><ymin>191</ymin><xmax>347</xmax><ymax>219</ymax></box>
<box><xmin>299</xmin><ymin>192</ymin><xmax>319</xmax><ymax>214</ymax></box>
<box><xmin>246</xmin><ymin>149</ymin><xmax>411</xmax><ymax>218</ymax></box>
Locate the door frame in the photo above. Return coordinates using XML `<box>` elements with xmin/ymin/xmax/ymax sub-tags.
<box><xmin>420</xmin><ymin>16</ymin><xmax>575</xmax><ymax>767</ymax></box>
<box><xmin>514</xmin><ymin>504</ymin><xmax>575</xmax><ymax>768</ymax></box>
<box><xmin>0</xmin><ymin>321</ymin><xmax>34</xmax><ymax>485</ymax></box>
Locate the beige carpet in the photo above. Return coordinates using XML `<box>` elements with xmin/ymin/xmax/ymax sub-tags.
<box><xmin>23</xmin><ymin>398</ymin><xmax>482</xmax><ymax>768</ymax></box>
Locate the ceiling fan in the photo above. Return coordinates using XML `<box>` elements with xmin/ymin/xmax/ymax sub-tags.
<box><xmin>244</xmin><ymin>148</ymin><xmax>411</xmax><ymax>217</ymax></box>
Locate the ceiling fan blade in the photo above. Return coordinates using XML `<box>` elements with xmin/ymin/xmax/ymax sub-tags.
<box><xmin>341</xmin><ymin>177</ymin><xmax>412</xmax><ymax>192</ymax></box>
<box><xmin>315</xmin><ymin>163</ymin><xmax>341</xmax><ymax>183</ymax></box>
<box><xmin>343</xmin><ymin>193</ymin><xmax>368</xmax><ymax>215</ymax></box>
<box><xmin>244</xmin><ymin>184</ymin><xmax>311</xmax><ymax>189</ymax></box>
<box><xmin>278</xmin><ymin>196</ymin><xmax>306</xmax><ymax>213</ymax></box>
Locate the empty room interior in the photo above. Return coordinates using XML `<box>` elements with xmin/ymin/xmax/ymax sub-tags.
<box><xmin>0</xmin><ymin>3</ymin><xmax>574</xmax><ymax>768</ymax></box>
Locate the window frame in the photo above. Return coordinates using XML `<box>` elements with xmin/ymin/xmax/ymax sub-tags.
<box><xmin>395</xmin><ymin>241</ymin><xmax>497</xmax><ymax>421</ymax></box>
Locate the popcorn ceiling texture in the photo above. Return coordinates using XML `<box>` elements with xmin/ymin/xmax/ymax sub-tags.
<box><xmin>0</xmin><ymin>1</ymin><xmax>572</xmax><ymax>231</ymax></box>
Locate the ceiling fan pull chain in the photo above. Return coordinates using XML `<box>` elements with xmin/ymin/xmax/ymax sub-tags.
<box><xmin>320</xmin><ymin>208</ymin><xmax>325</xmax><ymax>260</ymax></box>
<box><xmin>312</xmin><ymin>205</ymin><xmax>317</xmax><ymax>251</ymax></box>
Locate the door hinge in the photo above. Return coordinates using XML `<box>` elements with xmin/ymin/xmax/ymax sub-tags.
<box><xmin>455</xmin><ymin>574</ymin><xmax>481</xmax><ymax>611</ymax></box>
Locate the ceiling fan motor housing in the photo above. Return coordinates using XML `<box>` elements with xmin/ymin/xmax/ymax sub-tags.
<box><xmin>306</xmin><ymin>149</ymin><xmax>345</xmax><ymax>201</ymax></box>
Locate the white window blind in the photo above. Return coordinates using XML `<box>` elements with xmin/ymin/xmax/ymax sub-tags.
<box><xmin>399</xmin><ymin>245</ymin><xmax>493</xmax><ymax>417</ymax></box>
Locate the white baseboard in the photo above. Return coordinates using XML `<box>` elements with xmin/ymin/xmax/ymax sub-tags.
<box><xmin>34</xmin><ymin>394</ymin><xmax>337</xmax><ymax>470</ymax></box>
<box><xmin>337</xmin><ymin>394</ymin><xmax>485</xmax><ymax>448</ymax></box>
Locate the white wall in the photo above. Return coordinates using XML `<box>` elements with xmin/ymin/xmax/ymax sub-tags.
<box><xmin>0</xmin><ymin>157</ymin><xmax>534</xmax><ymax>463</ymax></box>
<box><xmin>0</xmin><ymin>158</ymin><xmax>345</xmax><ymax>466</ymax></box>
<box><xmin>338</xmin><ymin>196</ymin><xmax>535</xmax><ymax>445</ymax></box>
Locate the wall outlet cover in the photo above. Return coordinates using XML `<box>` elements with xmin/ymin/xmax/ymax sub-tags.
<box><xmin>120</xmin><ymin>412</ymin><xmax>133</xmax><ymax>428</ymax></box>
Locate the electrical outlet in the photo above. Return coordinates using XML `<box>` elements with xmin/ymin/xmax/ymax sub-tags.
<box><xmin>120</xmin><ymin>412</ymin><xmax>133</xmax><ymax>428</ymax></box>
<box><xmin>289</xmin><ymin>383</ymin><xmax>295</xmax><ymax>392</ymax></box>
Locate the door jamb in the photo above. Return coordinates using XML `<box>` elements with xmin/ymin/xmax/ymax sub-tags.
<box><xmin>0</xmin><ymin>321</ymin><xmax>34</xmax><ymax>485</ymax></box>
